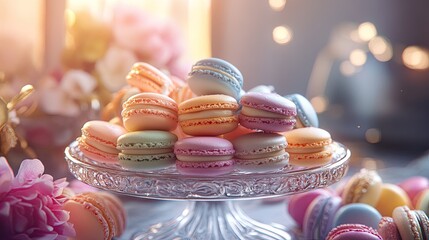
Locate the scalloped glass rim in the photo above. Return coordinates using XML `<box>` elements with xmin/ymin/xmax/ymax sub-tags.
<box><xmin>65</xmin><ymin>141</ymin><xmax>350</xmax><ymax>200</ymax></box>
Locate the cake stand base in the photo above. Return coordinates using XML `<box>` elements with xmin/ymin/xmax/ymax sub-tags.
<box><xmin>133</xmin><ymin>201</ymin><xmax>293</xmax><ymax>240</ymax></box>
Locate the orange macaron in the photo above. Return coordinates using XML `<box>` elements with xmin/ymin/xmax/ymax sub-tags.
<box><xmin>126</xmin><ymin>62</ymin><xmax>174</xmax><ymax>95</ymax></box>
<box><xmin>284</xmin><ymin>127</ymin><xmax>333</xmax><ymax>167</ymax></box>
<box><xmin>178</xmin><ymin>94</ymin><xmax>239</xmax><ymax>136</ymax></box>
<box><xmin>122</xmin><ymin>92</ymin><xmax>178</xmax><ymax>131</ymax></box>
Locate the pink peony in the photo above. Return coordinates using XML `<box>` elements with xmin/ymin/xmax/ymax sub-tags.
<box><xmin>0</xmin><ymin>157</ymin><xmax>75</xmax><ymax>239</ymax></box>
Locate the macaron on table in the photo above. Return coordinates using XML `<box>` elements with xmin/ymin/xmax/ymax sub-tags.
<box><xmin>64</xmin><ymin>59</ymin><xmax>351</xmax><ymax>240</ymax></box>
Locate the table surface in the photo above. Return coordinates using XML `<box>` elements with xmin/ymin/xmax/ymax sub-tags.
<box><xmin>115</xmin><ymin>146</ymin><xmax>429</xmax><ymax>239</ymax></box>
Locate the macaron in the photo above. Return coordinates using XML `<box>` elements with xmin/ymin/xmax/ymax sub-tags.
<box><xmin>378</xmin><ymin>217</ymin><xmax>402</xmax><ymax>240</ymax></box>
<box><xmin>397</xmin><ymin>176</ymin><xmax>429</xmax><ymax>201</ymax></box>
<box><xmin>283</xmin><ymin>127</ymin><xmax>333</xmax><ymax>167</ymax></box>
<box><xmin>126</xmin><ymin>62</ymin><xmax>174</xmax><ymax>94</ymax></box>
<box><xmin>414</xmin><ymin>189</ymin><xmax>429</xmax><ymax>215</ymax></box>
<box><xmin>187</xmin><ymin>58</ymin><xmax>243</xmax><ymax>100</ymax></box>
<box><xmin>63</xmin><ymin>192</ymin><xmax>124</xmax><ymax>240</ymax></box>
<box><xmin>326</xmin><ymin>224</ymin><xmax>382</xmax><ymax>240</ymax></box>
<box><xmin>287</xmin><ymin>189</ymin><xmax>332</xmax><ymax>228</ymax></box>
<box><xmin>414</xmin><ymin>210</ymin><xmax>429</xmax><ymax>239</ymax></box>
<box><xmin>303</xmin><ymin>195</ymin><xmax>343</xmax><ymax>239</ymax></box>
<box><xmin>232</xmin><ymin>132</ymin><xmax>289</xmax><ymax>172</ymax></box>
<box><xmin>78</xmin><ymin>120</ymin><xmax>127</xmax><ymax>163</ymax></box>
<box><xmin>94</xmin><ymin>192</ymin><xmax>127</xmax><ymax>237</ymax></box>
<box><xmin>333</xmin><ymin>203</ymin><xmax>382</xmax><ymax>230</ymax></box>
<box><xmin>392</xmin><ymin>206</ymin><xmax>424</xmax><ymax>240</ymax></box>
<box><xmin>374</xmin><ymin>183</ymin><xmax>412</xmax><ymax>217</ymax></box>
<box><xmin>341</xmin><ymin>168</ymin><xmax>383</xmax><ymax>206</ymax></box>
<box><xmin>117</xmin><ymin>131</ymin><xmax>177</xmax><ymax>171</ymax></box>
<box><xmin>284</xmin><ymin>93</ymin><xmax>319</xmax><ymax>128</ymax></box>
<box><xmin>174</xmin><ymin>137</ymin><xmax>235</xmax><ymax>176</ymax></box>
<box><xmin>239</xmin><ymin>92</ymin><xmax>297</xmax><ymax>132</ymax></box>
<box><xmin>178</xmin><ymin>94</ymin><xmax>239</xmax><ymax>136</ymax></box>
<box><xmin>121</xmin><ymin>92</ymin><xmax>178</xmax><ymax>131</ymax></box>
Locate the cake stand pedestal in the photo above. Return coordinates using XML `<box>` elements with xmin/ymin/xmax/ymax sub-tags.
<box><xmin>65</xmin><ymin>141</ymin><xmax>350</xmax><ymax>240</ymax></box>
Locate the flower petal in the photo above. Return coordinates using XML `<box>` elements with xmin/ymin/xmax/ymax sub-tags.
<box><xmin>0</xmin><ymin>157</ymin><xmax>14</xmax><ymax>194</ymax></box>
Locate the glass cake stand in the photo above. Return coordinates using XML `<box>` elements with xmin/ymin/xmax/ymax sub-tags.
<box><xmin>65</xmin><ymin>141</ymin><xmax>350</xmax><ymax>240</ymax></box>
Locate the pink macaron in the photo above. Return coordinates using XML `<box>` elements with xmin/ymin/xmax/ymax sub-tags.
<box><xmin>174</xmin><ymin>137</ymin><xmax>235</xmax><ymax>176</ymax></box>
<box><xmin>78</xmin><ymin>120</ymin><xmax>127</xmax><ymax>163</ymax></box>
<box><xmin>239</xmin><ymin>92</ymin><xmax>297</xmax><ymax>132</ymax></box>
<box><xmin>378</xmin><ymin>217</ymin><xmax>401</xmax><ymax>240</ymax></box>
<box><xmin>287</xmin><ymin>189</ymin><xmax>332</xmax><ymax>228</ymax></box>
<box><xmin>397</xmin><ymin>176</ymin><xmax>429</xmax><ymax>201</ymax></box>
<box><xmin>326</xmin><ymin>224</ymin><xmax>382</xmax><ymax>240</ymax></box>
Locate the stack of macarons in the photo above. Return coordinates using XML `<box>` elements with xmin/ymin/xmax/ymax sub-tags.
<box><xmin>286</xmin><ymin>169</ymin><xmax>429</xmax><ymax>239</ymax></box>
<box><xmin>79</xmin><ymin>58</ymin><xmax>338</xmax><ymax>174</ymax></box>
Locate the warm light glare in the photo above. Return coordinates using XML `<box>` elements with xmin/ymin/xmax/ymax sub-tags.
<box><xmin>310</xmin><ymin>96</ymin><xmax>328</xmax><ymax>113</ymax></box>
<box><xmin>349</xmin><ymin>49</ymin><xmax>367</xmax><ymax>66</ymax></box>
<box><xmin>358</xmin><ymin>22</ymin><xmax>377</xmax><ymax>42</ymax></box>
<box><xmin>340</xmin><ymin>61</ymin><xmax>357</xmax><ymax>76</ymax></box>
<box><xmin>368</xmin><ymin>36</ymin><xmax>393</xmax><ymax>62</ymax></box>
<box><xmin>402</xmin><ymin>46</ymin><xmax>429</xmax><ymax>70</ymax></box>
<box><xmin>365</xmin><ymin>128</ymin><xmax>381</xmax><ymax>143</ymax></box>
<box><xmin>269</xmin><ymin>0</ymin><xmax>287</xmax><ymax>11</ymax></box>
<box><xmin>273</xmin><ymin>26</ymin><xmax>293</xmax><ymax>45</ymax></box>
<box><xmin>65</xmin><ymin>9</ymin><xmax>76</xmax><ymax>27</ymax></box>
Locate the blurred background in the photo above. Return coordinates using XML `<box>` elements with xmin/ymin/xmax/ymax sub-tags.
<box><xmin>0</xmin><ymin>0</ymin><xmax>428</xmax><ymax>176</ymax></box>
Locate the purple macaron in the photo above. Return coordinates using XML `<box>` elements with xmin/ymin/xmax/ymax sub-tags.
<box><xmin>303</xmin><ymin>195</ymin><xmax>343</xmax><ymax>239</ymax></box>
<box><xmin>174</xmin><ymin>137</ymin><xmax>235</xmax><ymax>176</ymax></box>
<box><xmin>239</xmin><ymin>92</ymin><xmax>297</xmax><ymax>132</ymax></box>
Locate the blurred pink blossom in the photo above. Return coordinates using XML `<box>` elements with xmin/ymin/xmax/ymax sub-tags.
<box><xmin>0</xmin><ymin>157</ymin><xmax>75</xmax><ymax>239</ymax></box>
<box><xmin>112</xmin><ymin>5</ymin><xmax>189</xmax><ymax>79</ymax></box>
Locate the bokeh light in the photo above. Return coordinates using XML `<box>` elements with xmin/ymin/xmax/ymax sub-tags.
<box><xmin>365</xmin><ymin>128</ymin><xmax>382</xmax><ymax>143</ymax></box>
<box><xmin>358</xmin><ymin>22</ymin><xmax>377</xmax><ymax>42</ymax></box>
<box><xmin>273</xmin><ymin>25</ymin><xmax>293</xmax><ymax>45</ymax></box>
<box><xmin>402</xmin><ymin>46</ymin><xmax>429</xmax><ymax>70</ymax></box>
<box><xmin>310</xmin><ymin>96</ymin><xmax>328</xmax><ymax>113</ymax></box>
<box><xmin>349</xmin><ymin>49</ymin><xmax>367</xmax><ymax>66</ymax></box>
<box><xmin>269</xmin><ymin>0</ymin><xmax>287</xmax><ymax>11</ymax></box>
<box><xmin>340</xmin><ymin>60</ymin><xmax>357</xmax><ymax>76</ymax></box>
<box><xmin>368</xmin><ymin>36</ymin><xmax>393</xmax><ymax>62</ymax></box>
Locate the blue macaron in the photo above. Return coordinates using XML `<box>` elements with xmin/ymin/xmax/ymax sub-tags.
<box><xmin>284</xmin><ymin>94</ymin><xmax>319</xmax><ymax>128</ymax></box>
<box><xmin>333</xmin><ymin>203</ymin><xmax>382</xmax><ymax>230</ymax></box>
<box><xmin>187</xmin><ymin>58</ymin><xmax>243</xmax><ymax>100</ymax></box>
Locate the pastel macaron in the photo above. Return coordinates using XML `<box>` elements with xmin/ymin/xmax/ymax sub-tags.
<box><xmin>187</xmin><ymin>58</ymin><xmax>243</xmax><ymax>100</ymax></box>
<box><xmin>333</xmin><ymin>203</ymin><xmax>382</xmax><ymax>230</ymax></box>
<box><xmin>378</xmin><ymin>217</ymin><xmax>402</xmax><ymax>240</ymax></box>
<box><xmin>283</xmin><ymin>127</ymin><xmax>333</xmax><ymax>167</ymax></box>
<box><xmin>239</xmin><ymin>92</ymin><xmax>297</xmax><ymax>132</ymax></box>
<box><xmin>326</xmin><ymin>224</ymin><xmax>382</xmax><ymax>240</ymax></box>
<box><xmin>303</xmin><ymin>195</ymin><xmax>343</xmax><ymax>239</ymax></box>
<box><xmin>78</xmin><ymin>120</ymin><xmax>127</xmax><ymax>163</ymax></box>
<box><xmin>392</xmin><ymin>206</ymin><xmax>428</xmax><ymax>240</ymax></box>
<box><xmin>374</xmin><ymin>183</ymin><xmax>412</xmax><ymax>217</ymax></box>
<box><xmin>232</xmin><ymin>132</ymin><xmax>289</xmax><ymax>172</ymax></box>
<box><xmin>117</xmin><ymin>131</ymin><xmax>177</xmax><ymax>171</ymax></box>
<box><xmin>126</xmin><ymin>62</ymin><xmax>174</xmax><ymax>94</ymax></box>
<box><xmin>121</xmin><ymin>92</ymin><xmax>178</xmax><ymax>131</ymax></box>
<box><xmin>284</xmin><ymin>93</ymin><xmax>319</xmax><ymax>128</ymax></box>
<box><xmin>63</xmin><ymin>192</ymin><xmax>126</xmax><ymax>240</ymax></box>
<box><xmin>414</xmin><ymin>188</ymin><xmax>429</xmax><ymax>215</ymax></box>
<box><xmin>341</xmin><ymin>168</ymin><xmax>383</xmax><ymax>206</ymax></box>
<box><xmin>397</xmin><ymin>176</ymin><xmax>429</xmax><ymax>201</ymax></box>
<box><xmin>287</xmin><ymin>189</ymin><xmax>332</xmax><ymax>228</ymax></box>
<box><xmin>178</xmin><ymin>94</ymin><xmax>239</xmax><ymax>136</ymax></box>
<box><xmin>174</xmin><ymin>137</ymin><xmax>235</xmax><ymax>176</ymax></box>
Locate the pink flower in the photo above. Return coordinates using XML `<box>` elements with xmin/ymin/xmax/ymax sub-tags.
<box><xmin>0</xmin><ymin>157</ymin><xmax>75</xmax><ymax>239</ymax></box>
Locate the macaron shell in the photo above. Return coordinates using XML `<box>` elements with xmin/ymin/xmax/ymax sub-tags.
<box><xmin>176</xmin><ymin>159</ymin><xmax>234</xmax><ymax>176</ymax></box>
<box><xmin>235</xmin><ymin>152</ymin><xmax>289</xmax><ymax>172</ymax></box>
<box><xmin>392</xmin><ymin>206</ymin><xmax>422</xmax><ymax>240</ymax></box>
<box><xmin>397</xmin><ymin>176</ymin><xmax>429</xmax><ymax>201</ymax></box>
<box><xmin>81</xmin><ymin>121</ymin><xmax>126</xmax><ymax>149</ymax></box>
<box><xmin>287</xmin><ymin>189</ymin><xmax>332</xmax><ymax>228</ymax></box>
<box><xmin>378</xmin><ymin>217</ymin><xmax>401</xmax><ymax>240</ymax></box>
<box><xmin>284</xmin><ymin>127</ymin><xmax>331</xmax><ymax>147</ymax></box>
<box><xmin>178</xmin><ymin>94</ymin><xmax>239</xmax><ymax>114</ymax></box>
<box><xmin>414</xmin><ymin>188</ymin><xmax>429</xmax><ymax>215</ymax></box>
<box><xmin>238</xmin><ymin>114</ymin><xmax>296</xmax><ymax>132</ymax></box>
<box><xmin>117</xmin><ymin>131</ymin><xmax>178</xmax><ymax>150</ymax></box>
<box><xmin>414</xmin><ymin>210</ymin><xmax>429</xmax><ymax>239</ymax></box>
<box><xmin>375</xmin><ymin>183</ymin><xmax>412</xmax><ymax>217</ymax></box>
<box><xmin>78</xmin><ymin>138</ymin><xmax>119</xmax><ymax>163</ymax></box>
<box><xmin>288</xmin><ymin>149</ymin><xmax>333</xmax><ymax>167</ymax></box>
<box><xmin>174</xmin><ymin>137</ymin><xmax>235</xmax><ymax>156</ymax></box>
<box><xmin>333</xmin><ymin>203</ymin><xmax>382</xmax><ymax>230</ymax></box>
<box><xmin>341</xmin><ymin>169</ymin><xmax>383</xmax><ymax>206</ymax></box>
<box><xmin>127</xmin><ymin>62</ymin><xmax>173</xmax><ymax>94</ymax></box>
<box><xmin>233</xmin><ymin>132</ymin><xmax>287</xmax><ymax>157</ymax></box>
<box><xmin>240</xmin><ymin>92</ymin><xmax>296</xmax><ymax>116</ymax></box>
<box><xmin>326</xmin><ymin>224</ymin><xmax>382</xmax><ymax>240</ymax></box>
<box><xmin>180</xmin><ymin>116</ymin><xmax>238</xmax><ymax>136</ymax></box>
<box><xmin>285</xmin><ymin>94</ymin><xmax>319</xmax><ymax>128</ymax></box>
<box><xmin>119</xmin><ymin>153</ymin><xmax>175</xmax><ymax>171</ymax></box>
